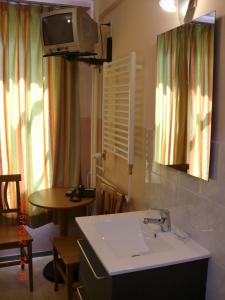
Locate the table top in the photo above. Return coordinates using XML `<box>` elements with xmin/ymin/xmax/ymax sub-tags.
<box><xmin>29</xmin><ymin>187</ymin><xmax>95</xmax><ymax>210</ymax></box>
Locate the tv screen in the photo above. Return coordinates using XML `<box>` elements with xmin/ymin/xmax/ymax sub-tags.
<box><xmin>42</xmin><ymin>13</ymin><xmax>74</xmax><ymax>45</ymax></box>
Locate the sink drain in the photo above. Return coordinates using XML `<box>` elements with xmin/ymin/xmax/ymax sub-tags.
<box><xmin>131</xmin><ymin>254</ymin><xmax>141</xmax><ymax>258</ymax></box>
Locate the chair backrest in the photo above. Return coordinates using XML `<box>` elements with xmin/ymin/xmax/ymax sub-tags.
<box><xmin>0</xmin><ymin>174</ymin><xmax>21</xmax><ymax>214</ymax></box>
<box><xmin>98</xmin><ymin>182</ymin><xmax>125</xmax><ymax>215</ymax></box>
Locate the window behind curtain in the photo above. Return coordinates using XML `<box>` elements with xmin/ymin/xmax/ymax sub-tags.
<box><xmin>0</xmin><ymin>3</ymin><xmax>80</xmax><ymax>227</ymax></box>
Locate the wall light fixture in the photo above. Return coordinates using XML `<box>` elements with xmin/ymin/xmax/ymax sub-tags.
<box><xmin>159</xmin><ymin>0</ymin><xmax>198</xmax><ymax>23</ymax></box>
<box><xmin>159</xmin><ymin>0</ymin><xmax>177</xmax><ymax>13</ymax></box>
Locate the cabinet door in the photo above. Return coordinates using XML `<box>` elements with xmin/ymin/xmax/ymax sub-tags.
<box><xmin>76</xmin><ymin>285</ymin><xmax>88</xmax><ymax>300</ymax></box>
<box><xmin>78</xmin><ymin>239</ymin><xmax>112</xmax><ymax>300</ymax></box>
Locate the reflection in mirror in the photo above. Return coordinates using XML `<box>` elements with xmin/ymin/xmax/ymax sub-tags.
<box><xmin>154</xmin><ymin>11</ymin><xmax>215</xmax><ymax>180</ymax></box>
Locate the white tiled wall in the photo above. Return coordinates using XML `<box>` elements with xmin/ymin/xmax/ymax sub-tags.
<box><xmin>145</xmin><ymin>129</ymin><xmax>225</xmax><ymax>300</ymax></box>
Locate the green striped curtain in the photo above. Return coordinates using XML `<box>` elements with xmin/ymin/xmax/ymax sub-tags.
<box><xmin>155</xmin><ymin>26</ymin><xmax>188</xmax><ymax>166</ymax></box>
<box><xmin>0</xmin><ymin>3</ymin><xmax>80</xmax><ymax>226</ymax></box>
<box><xmin>154</xmin><ymin>22</ymin><xmax>214</xmax><ymax>180</ymax></box>
<box><xmin>187</xmin><ymin>23</ymin><xmax>214</xmax><ymax>180</ymax></box>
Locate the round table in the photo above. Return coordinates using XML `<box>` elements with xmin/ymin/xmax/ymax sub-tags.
<box><xmin>29</xmin><ymin>187</ymin><xmax>95</xmax><ymax>236</ymax></box>
<box><xmin>29</xmin><ymin>187</ymin><xmax>95</xmax><ymax>282</ymax></box>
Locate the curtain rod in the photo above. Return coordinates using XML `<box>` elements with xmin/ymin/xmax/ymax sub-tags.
<box><xmin>0</xmin><ymin>0</ymin><xmax>65</xmax><ymax>8</ymax></box>
<box><xmin>0</xmin><ymin>0</ymin><xmax>91</xmax><ymax>8</ymax></box>
<box><xmin>0</xmin><ymin>0</ymin><xmax>94</xmax><ymax>18</ymax></box>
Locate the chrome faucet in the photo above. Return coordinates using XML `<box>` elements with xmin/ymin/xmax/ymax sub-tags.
<box><xmin>143</xmin><ymin>209</ymin><xmax>171</xmax><ymax>232</ymax></box>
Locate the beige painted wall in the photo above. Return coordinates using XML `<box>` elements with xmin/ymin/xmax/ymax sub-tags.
<box><xmin>95</xmin><ymin>0</ymin><xmax>225</xmax><ymax>299</ymax></box>
<box><xmin>94</xmin><ymin>0</ymin><xmax>179</xmax><ymax>209</ymax></box>
<box><xmin>95</xmin><ymin>0</ymin><xmax>115</xmax><ymax>15</ymax></box>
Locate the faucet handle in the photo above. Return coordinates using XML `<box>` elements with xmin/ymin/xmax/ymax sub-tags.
<box><xmin>160</xmin><ymin>209</ymin><xmax>171</xmax><ymax>232</ymax></box>
<box><xmin>149</xmin><ymin>208</ymin><xmax>171</xmax><ymax>231</ymax></box>
<box><xmin>149</xmin><ymin>207</ymin><xmax>170</xmax><ymax>217</ymax></box>
<box><xmin>160</xmin><ymin>208</ymin><xmax>170</xmax><ymax>218</ymax></box>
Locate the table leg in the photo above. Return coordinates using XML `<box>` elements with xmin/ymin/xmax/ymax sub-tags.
<box><xmin>43</xmin><ymin>210</ymin><xmax>68</xmax><ymax>282</ymax></box>
<box><xmin>58</xmin><ymin>209</ymin><xmax>68</xmax><ymax>236</ymax></box>
<box><xmin>42</xmin><ymin>209</ymin><xmax>67</xmax><ymax>282</ymax></box>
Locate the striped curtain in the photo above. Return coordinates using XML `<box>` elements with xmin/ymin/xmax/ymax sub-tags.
<box><xmin>0</xmin><ymin>3</ymin><xmax>80</xmax><ymax>226</ymax></box>
<box><xmin>155</xmin><ymin>26</ymin><xmax>188</xmax><ymax>166</ymax></box>
<box><xmin>187</xmin><ymin>23</ymin><xmax>214</xmax><ymax>180</ymax></box>
<box><xmin>154</xmin><ymin>22</ymin><xmax>214</xmax><ymax>180</ymax></box>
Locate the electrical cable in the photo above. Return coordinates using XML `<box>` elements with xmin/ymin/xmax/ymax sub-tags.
<box><xmin>99</xmin><ymin>23</ymin><xmax>111</xmax><ymax>58</ymax></box>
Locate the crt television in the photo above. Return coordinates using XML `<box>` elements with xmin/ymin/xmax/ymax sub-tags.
<box><xmin>41</xmin><ymin>7</ymin><xmax>98</xmax><ymax>56</ymax></box>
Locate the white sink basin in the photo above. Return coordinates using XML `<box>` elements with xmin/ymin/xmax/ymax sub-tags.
<box><xmin>76</xmin><ymin>210</ymin><xmax>210</xmax><ymax>275</ymax></box>
<box><xmin>95</xmin><ymin>217</ymin><xmax>172</xmax><ymax>258</ymax></box>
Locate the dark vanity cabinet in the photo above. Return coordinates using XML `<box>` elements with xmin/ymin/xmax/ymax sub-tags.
<box><xmin>76</xmin><ymin>238</ymin><xmax>209</xmax><ymax>300</ymax></box>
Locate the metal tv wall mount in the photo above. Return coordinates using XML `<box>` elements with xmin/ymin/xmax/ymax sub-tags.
<box><xmin>69</xmin><ymin>36</ymin><xmax>112</xmax><ymax>65</ymax></box>
<box><xmin>43</xmin><ymin>36</ymin><xmax>112</xmax><ymax>65</ymax></box>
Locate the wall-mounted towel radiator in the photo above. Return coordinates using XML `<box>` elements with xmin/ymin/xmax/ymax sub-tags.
<box><xmin>102</xmin><ymin>51</ymin><xmax>141</xmax><ymax>175</ymax></box>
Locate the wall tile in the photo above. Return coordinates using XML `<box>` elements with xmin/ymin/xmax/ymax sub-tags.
<box><xmin>144</xmin><ymin>173</ymin><xmax>161</xmax><ymax>209</ymax></box>
<box><xmin>199</xmin><ymin>142</ymin><xmax>225</xmax><ymax>208</ymax></box>
<box><xmin>206</xmin><ymin>259</ymin><xmax>225</xmax><ymax>300</ymax></box>
<box><xmin>147</xmin><ymin>133</ymin><xmax>225</xmax><ymax>299</ymax></box>
<box><xmin>159</xmin><ymin>176</ymin><xmax>178</xmax><ymax>208</ymax></box>
<box><xmin>160</xmin><ymin>165</ymin><xmax>178</xmax><ymax>185</ymax></box>
<box><xmin>178</xmin><ymin>170</ymin><xmax>201</xmax><ymax>194</ymax></box>
<box><xmin>151</xmin><ymin>161</ymin><xmax>161</xmax><ymax>176</ymax></box>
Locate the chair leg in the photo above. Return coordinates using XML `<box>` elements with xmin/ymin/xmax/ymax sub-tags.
<box><xmin>20</xmin><ymin>247</ymin><xmax>25</xmax><ymax>270</ymax></box>
<box><xmin>27</xmin><ymin>242</ymin><xmax>33</xmax><ymax>292</ymax></box>
<box><xmin>66</xmin><ymin>265</ymin><xmax>73</xmax><ymax>300</ymax></box>
<box><xmin>53</xmin><ymin>246</ymin><xmax>59</xmax><ymax>291</ymax></box>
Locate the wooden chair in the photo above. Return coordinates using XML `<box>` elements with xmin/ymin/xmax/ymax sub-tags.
<box><xmin>53</xmin><ymin>237</ymin><xmax>80</xmax><ymax>300</ymax></box>
<box><xmin>0</xmin><ymin>174</ymin><xmax>33</xmax><ymax>291</ymax></box>
<box><xmin>52</xmin><ymin>182</ymin><xmax>125</xmax><ymax>300</ymax></box>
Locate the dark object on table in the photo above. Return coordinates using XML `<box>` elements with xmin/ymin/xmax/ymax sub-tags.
<box><xmin>65</xmin><ymin>185</ymin><xmax>96</xmax><ymax>198</ymax></box>
<box><xmin>69</xmin><ymin>197</ymin><xmax>82</xmax><ymax>202</ymax></box>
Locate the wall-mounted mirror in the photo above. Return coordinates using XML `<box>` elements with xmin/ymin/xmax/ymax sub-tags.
<box><xmin>154</xmin><ymin>11</ymin><xmax>215</xmax><ymax>181</ymax></box>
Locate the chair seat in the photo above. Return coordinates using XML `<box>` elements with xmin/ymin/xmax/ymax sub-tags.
<box><xmin>53</xmin><ymin>237</ymin><xmax>80</xmax><ymax>266</ymax></box>
<box><xmin>0</xmin><ymin>224</ymin><xmax>33</xmax><ymax>249</ymax></box>
<box><xmin>0</xmin><ymin>174</ymin><xmax>33</xmax><ymax>292</ymax></box>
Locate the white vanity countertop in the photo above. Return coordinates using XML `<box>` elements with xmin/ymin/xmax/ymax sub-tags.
<box><xmin>75</xmin><ymin>210</ymin><xmax>210</xmax><ymax>275</ymax></box>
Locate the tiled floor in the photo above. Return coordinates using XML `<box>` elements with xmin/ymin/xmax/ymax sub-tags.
<box><xmin>0</xmin><ymin>256</ymin><xmax>75</xmax><ymax>300</ymax></box>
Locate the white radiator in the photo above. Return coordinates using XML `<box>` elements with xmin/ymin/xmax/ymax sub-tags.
<box><xmin>102</xmin><ymin>52</ymin><xmax>140</xmax><ymax>174</ymax></box>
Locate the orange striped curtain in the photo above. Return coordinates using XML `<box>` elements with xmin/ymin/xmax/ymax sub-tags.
<box><xmin>187</xmin><ymin>23</ymin><xmax>214</xmax><ymax>180</ymax></box>
<box><xmin>155</xmin><ymin>26</ymin><xmax>188</xmax><ymax>166</ymax></box>
<box><xmin>0</xmin><ymin>3</ymin><xmax>80</xmax><ymax>226</ymax></box>
<box><xmin>155</xmin><ymin>22</ymin><xmax>214</xmax><ymax>180</ymax></box>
